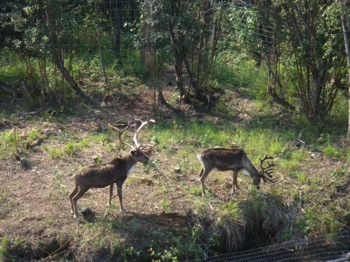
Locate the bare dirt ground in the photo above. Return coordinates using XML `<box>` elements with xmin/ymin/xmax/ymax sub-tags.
<box><xmin>0</xmin><ymin>82</ymin><xmax>350</xmax><ymax>261</ymax></box>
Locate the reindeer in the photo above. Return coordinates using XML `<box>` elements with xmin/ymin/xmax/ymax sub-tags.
<box><xmin>197</xmin><ymin>148</ymin><xmax>277</xmax><ymax>196</ymax></box>
<box><xmin>69</xmin><ymin>119</ymin><xmax>155</xmax><ymax>218</ymax></box>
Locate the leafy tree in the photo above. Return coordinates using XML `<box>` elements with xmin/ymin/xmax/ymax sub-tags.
<box><xmin>140</xmin><ymin>0</ymin><xmax>229</xmax><ymax>104</ymax></box>
<box><xmin>339</xmin><ymin>0</ymin><xmax>350</xmax><ymax>139</ymax></box>
<box><xmin>108</xmin><ymin>0</ymin><xmax>140</xmax><ymax>62</ymax></box>
<box><xmin>236</xmin><ymin>0</ymin><xmax>348</xmax><ymax>120</ymax></box>
<box><xmin>1</xmin><ymin>0</ymin><xmax>94</xmax><ymax>104</ymax></box>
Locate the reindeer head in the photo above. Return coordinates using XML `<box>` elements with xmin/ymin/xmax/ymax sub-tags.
<box><xmin>256</xmin><ymin>154</ymin><xmax>277</xmax><ymax>188</ymax></box>
<box><xmin>130</xmin><ymin>149</ymin><xmax>150</xmax><ymax>164</ymax></box>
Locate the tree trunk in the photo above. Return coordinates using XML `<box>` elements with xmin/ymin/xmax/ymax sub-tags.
<box><xmin>140</xmin><ymin>1</ymin><xmax>156</xmax><ymax>76</ymax></box>
<box><xmin>168</xmin><ymin>18</ymin><xmax>186</xmax><ymax>97</ymax></box>
<box><xmin>95</xmin><ymin>0</ymin><xmax>107</xmax><ymax>83</ymax></box>
<box><xmin>51</xmin><ymin>50</ymin><xmax>91</xmax><ymax>103</ymax></box>
<box><xmin>340</xmin><ymin>0</ymin><xmax>350</xmax><ymax>139</ymax></box>
<box><xmin>45</xmin><ymin>4</ymin><xmax>91</xmax><ymax>103</ymax></box>
<box><xmin>113</xmin><ymin>0</ymin><xmax>123</xmax><ymax>61</ymax></box>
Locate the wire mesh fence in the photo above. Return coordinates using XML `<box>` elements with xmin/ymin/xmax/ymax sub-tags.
<box><xmin>192</xmin><ymin>230</ymin><xmax>350</xmax><ymax>262</ymax></box>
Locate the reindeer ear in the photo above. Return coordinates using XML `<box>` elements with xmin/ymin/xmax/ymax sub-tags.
<box><xmin>130</xmin><ymin>150</ymin><xmax>136</xmax><ymax>155</ymax></box>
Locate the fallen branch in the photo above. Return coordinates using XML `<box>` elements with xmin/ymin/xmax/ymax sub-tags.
<box><xmin>0</xmin><ymin>81</ymin><xmax>16</xmax><ymax>96</ymax></box>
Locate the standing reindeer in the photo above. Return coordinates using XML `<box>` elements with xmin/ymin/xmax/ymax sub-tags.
<box><xmin>197</xmin><ymin>148</ymin><xmax>276</xmax><ymax>196</ymax></box>
<box><xmin>69</xmin><ymin>119</ymin><xmax>155</xmax><ymax>218</ymax></box>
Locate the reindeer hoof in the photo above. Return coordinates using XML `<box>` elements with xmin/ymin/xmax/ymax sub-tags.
<box><xmin>120</xmin><ymin>209</ymin><xmax>128</xmax><ymax>214</ymax></box>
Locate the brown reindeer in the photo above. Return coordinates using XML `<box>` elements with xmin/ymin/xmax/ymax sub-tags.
<box><xmin>69</xmin><ymin>119</ymin><xmax>155</xmax><ymax>218</ymax></box>
<box><xmin>197</xmin><ymin>148</ymin><xmax>276</xmax><ymax>196</ymax></box>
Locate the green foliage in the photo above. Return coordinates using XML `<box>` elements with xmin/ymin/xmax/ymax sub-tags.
<box><xmin>45</xmin><ymin>131</ymin><xmax>95</xmax><ymax>159</ymax></box>
<box><xmin>225</xmin><ymin>1</ymin><xmax>347</xmax><ymax>119</ymax></box>
<box><xmin>210</xmin><ymin>191</ymin><xmax>285</xmax><ymax>251</ymax></box>
<box><xmin>297</xmin><ymin>206</ymin><xmax>343</xmax><ymax>236</ymax></box>
<box><xmin>214</xmin><ymin>52</ymin><xmax>268</xmax><ymax>98</ymax></box>
<box><xmin>63</xmin><ymin>142</ymin><xmax>79</xmax><ymax>156</ymax></box>
<box><xmin>0</xmin><ymin>126</ymin><xmax>49</xmax><ymax>159</ymax></box>
<box><xmin>119</xmin><ymin>47</ymin><xmax>148</xmax><ymax>78</ymax></box>
<box><xmin>290</xmin><ymin>171</ymin><xmax>309</xmax><ymax>184</ymax></box>
<box><xmin>0</xmin><ymin>189</ymin><xmax>17</xmax><ymax>219</ymax></box>
<box><xmin>90</xmin><ymin>132</ymin><xmax>112</xmax><ymax>144</ymax></box>
<box><xmin>27</xmin><ymin>129</ymin><xmax>40</xmax><ymax>141</ymax></box>
<box><xmin>229</xmin><ymin>128</ymin><xmax>291</xmax><ymax>161</ymax></box>
<box><xmin>149</xmin><ymin>246</ymin><xmax>180</xmax><ymax>262</ymax></box>
<box><xmin>141</xmin><ymin>0</ymin><xmax>232</xmax><ymax>98</ymax></box>
<box><xmin>0</xmin><ymin>0</ymin><xmax>149</xmax><ymax>106</ymax></box>
<box><xmin>218</xmin><ymin>199</ymin><xmax>242</xmax><ymax>222</ymax></box>
<box><xmin>160</xmin><ymin>197</ymin><xmax>171</xmax><ymax>212</ymax></box>
<box><xmin>291</xmin><ymin>166</ymin><xmax>350</xmax><ymax>236</ymax></box>
<box><xmin>0</xmin><ymin>129</ymin><xmax>22</xmax><ymax>159</ymax></box>
<box><xmin>323</xmin><ymin>144</ymin><xmax>344</xmax><ymax>159</ymax></box>
<box><xmin>189</xmin><ymin>187</ymin><xmax>202</xmax><ymax>197</ymax></box>
<box><xmin>0</xmin><ymin>49</ymin><xmax>28</xmax><ymax>87</ymax></box>
<box><xmin>292</xmin><ymin>114</ymin><xmax>347</xmax><ymax>144</ymax></box>
<box><xmin>0</xmin><ymin>236</ymin><xmax>10</xmax><ymax>261</ymax></box>
<box><xmin>47</xmin><ymin>146</ymin><xmax>64</xmax><ymax>159</ymax></box>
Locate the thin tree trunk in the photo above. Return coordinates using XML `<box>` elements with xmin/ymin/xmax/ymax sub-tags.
<box><xmin>51</xmin><ymin>50</ymin><xmax>91</xmax><ymax>102</ymax></box>
<box><xmin>141</xmin><ymin>1</ymin><xmax>157</xmax><ymax>75</ymax></box>
<box><xmin>340</xmin><ymin>0</ymin><xmax>350</xmax><ymax>139</ymax></box>
<box><xmin>168</xmin><ymin>19</ymin><xmax>185</xmax><ymax>97</ymax></box>
<box><xmin>0</xmin><ymin>81</ymin><xmax>16</xmax><ymax>96</ymax></box>
<box><xmin>113</xmin><ymin>0</ymin><xmax>123</xmax><ymax>61</ymax></box>
<box><xmin>45</xmin><ymin>5</ymin><xmax>92</xmax><ymax>103</ymax></box>
<box><xmin>95</xmin><ymin>1</ymin><xmax>107</xmax><ymax>83</ymax></box>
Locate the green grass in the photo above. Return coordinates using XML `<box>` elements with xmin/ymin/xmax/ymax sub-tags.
<box><xmin>63</xmin><ymin>138</ymin><xmax>89</xmax><ymax>156</ymax></box>
<box><xmin>323</xmin><ymin>144</ymin><xmax>344</xmax><ymax>159</ymax></box>
<box><xmin>0</xmin><ymin>236</ymin><xmax>10</xmax><ymax>261</ymax></box>
<box><xmin>0</xmin><ymin>129</ymin><xmax>23</xmax><ymax>159</ymax></box>
<box><xmin>213</xmin><ymin>52</ymin><xmax>268</xmax><ymax>98</ymax></box>
<box><xmin>45</xmin><ymin>131</ymin><xmax>113</xmax><ymax>159</ymax></box>
<box><xmin>0</xmin><ymin>189</ymin><xmax>17</xmax><ymax>219</ymax></box>
<box><xmin>90</xmin><ymin>132</ymin><xmax>113</xmax><ymax>144</ymax></box>
<box><xmin>47</xmin><ymin>146</ymin><xmax>64</xmax><ymax>159</ymax></box>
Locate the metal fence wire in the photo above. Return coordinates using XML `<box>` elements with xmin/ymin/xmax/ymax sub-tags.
<box><xmin>191</xmin><ymin>230</ymin><xmax>350</xmax><ymax>262</ymax></box>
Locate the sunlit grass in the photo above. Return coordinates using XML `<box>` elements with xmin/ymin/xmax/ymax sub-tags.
<box><xmin>0</xmin><ymin>189</ymin><xmax>17</xmax><ymax>219</ymax></box>
<box><xmin>0</xmin><ymin>236</ymin><xmax>10</xmax><ymax>261</ymax></box>
<box><xmin>0</xmin><ymin>129</ymin><xmax>22</xmax><ymax>159</ymax></box>
<box><xmin>322</xmin><ymin>144</ymin><xmax>344</xmax><ymax>159</ymax></box>
<box><xmin>90</xmin><ymin>132</ymin><xmax>113</xmax><ymax>144</ymax></box>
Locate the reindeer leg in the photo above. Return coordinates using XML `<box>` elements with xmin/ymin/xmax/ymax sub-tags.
<box><xmin>69</xmin><ymin>185</ymin><xmax>78</xmax><ymax>215</ymax></box>
<box><xmin>232</xmin><ymin>170</ymin><xmax>239</xmax><ymax>194</ymax></box>
<box><xmin>199</xmin><ymin>168</ymin><xmax>211</xmax><ymax>197</ymax></box>
<box><xmin>116</xmin><ymin>179</ymin><xmax>126</xmax><ymax>213</ymax></box>
<box><xmin>198</xmin><ymin>168</ymin><xmax>203</xmax><ymax>178</ymax></box>
<box><xmin>71</xmin><ymin>188</ymin><xmax>88</xmax><ymax>219</ymax></box>
<box><xmin>108</xmin><ymin>183</ymin><xmax>114</xmax><ymax>207</ymax></box>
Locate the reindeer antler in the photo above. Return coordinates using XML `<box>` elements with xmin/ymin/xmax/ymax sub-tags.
<box><xmin>108</xmin><ymin>120</ymin><xmax>135</xmax><ymax>149</ymax></box>
<box><xmin>109</xmin><ymin>118</ymin><xmax>155</xmax><ymax>151</ymax></box>
<box><xmin>132</xmin><ymin>118</ymin><xmax>155</xmax><ymax>149</ymax></box>
<box><xmin>259</xmin><ymin>154</ymin><xmax>277</xmax><ymax>183</ymax></box>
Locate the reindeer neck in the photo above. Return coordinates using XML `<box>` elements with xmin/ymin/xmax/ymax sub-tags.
<box><xmin>242</xmin><ymin>156</ymin><xmax>259</xmax><ymax>177</ymax></box>
<box><xmin>123</xmin><ymin>152</ymin><xmax>138</xmax><ymax>174</ymax></box>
